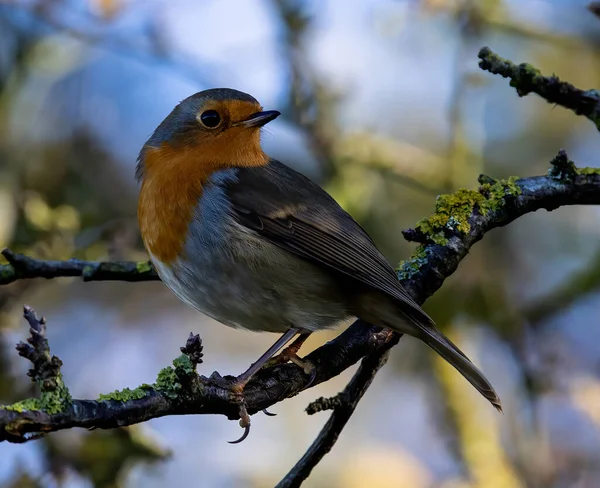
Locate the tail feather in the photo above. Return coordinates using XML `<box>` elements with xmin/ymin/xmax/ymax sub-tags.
<box><xmin>355</xmin><ymin>292</ymin><xmax>502</xmax><ymax>411</ymax></box>
<box><xmin>418</xmin><ymin>326</ymin><xmax>503</xmax><ymax>412</ymax></box>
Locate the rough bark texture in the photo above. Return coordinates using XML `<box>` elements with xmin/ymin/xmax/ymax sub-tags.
<box><xmin>1</xmin><ymin>47</ymin><xmax>599</xmax><ymax>487</ymax></box>
<box><xmin>2</xmin><ymin>165</ymin><xmax>598</xmax><ymax>442</ymax></box>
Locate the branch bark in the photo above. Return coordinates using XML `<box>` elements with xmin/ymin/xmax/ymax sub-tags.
<box><xmin>0</xmin><ymin>249</ymin><xmax>158</xmax><ymax>285</ymax></box>
<box><xmin>478</xmin><ymin>46</ymin><xmax>600</xmax><ymax>131</ymax></box>
<box><xmin>1</xmin><ymin>47</ymin><xmax>600</xmax><ymax>487</ymax></box>
<box><xmin>1</xmin><ymin>158</ymin><xmax>598</xmax><ymax>443</ymax></box>
<box><xmin>275</xmin><ymin>333</ymin><xmax>399</xmax><ymax>488</ymax></box>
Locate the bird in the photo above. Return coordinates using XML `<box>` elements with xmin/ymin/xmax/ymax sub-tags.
<box><xmin>136</xmin><ymin>88</ymin><xmax>502</xmax><ymax>443</ymax></box>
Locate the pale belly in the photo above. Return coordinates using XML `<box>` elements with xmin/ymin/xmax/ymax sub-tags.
<box><xmin>150</xmin><ymin>231</ymin><xmax>352</xmax><ymax>333</ymax></box>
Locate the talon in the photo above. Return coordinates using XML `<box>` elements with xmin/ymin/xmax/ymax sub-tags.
<box><xmin>228</xmin><ymin>424</ymin><xmax>250</xmax><ymax>444</ymax></box>
<box><xmin>288</xmin><ymin>355</ymin><xmax>316</xmax><ymax>389</ymax></box>
<box><xmin>262</xmin><ymin>408</ymin><xmax>277</xmax><ymax>417</ymax></box>
<box><xmin>228</xmin><ymin>402</ymin><xmax>251</xmax><ymax>444</ymax></box>
<box><xmin>305</xmin><ymin>366</ymin><xmax>317</xmax><ymax>389</ymax></box>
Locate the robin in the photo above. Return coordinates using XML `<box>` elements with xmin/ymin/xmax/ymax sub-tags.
<box><xmin>136</xmin><ymin>88</ymin><xmax>501</xmax><ymax>443</ymax></box>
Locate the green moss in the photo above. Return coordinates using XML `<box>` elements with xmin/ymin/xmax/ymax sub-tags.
<box><xmin>2</xmin><ymin>398</ymin><xmax>42</xmax><ymax>412</ymax></box>
<box><xmin>510</xmin><ymin>63</ymin><xmax>543</xmax><ymax>91</ymax></box>
<box><xmin>154</xmin><ymin>366</ymin><xmax>180</xmax><ymax>399</ymax></box>
<box><xmin>94</xmin><ymin>355</ymin><xmax>199</xmax><ymax>404</ymax></box>
<box><xmin>481</xmin><ymin>176</ymin><xmax>522</xmax><ymax>212</ymax></box>
<box><xmin>399</xmin><ymin>177</ymin><xmax>522</xmax><ymax>276</ymax></box>
<box><xmin>38</xmin><ymin>372</ymin><xmax>72</xmax><ymax>414</ymax></box>
<box><xmin>548</xmin><ymin>150</ymin><xmax>600</xmax><ymax>180</ymax></box>
<box><xmin>98</xmin><ymin>384</ymin><xmax>153</xmax><ymax>402</ymax></box>
<box><xmin>577</xmin><ymin>167</ymin><xmax>600</xmax><ymax>175</ymax></box>
<box><xmin>414</xmin><ymin>187</ymin><xmax>491</xmax><ymax>244</ymax></box>
<box><xmin>136</xmin><ymin>261</ymin><xmax>153</xmax><ymax>274</ymax></box>
<box><xmin>95</xmin><ymin>356</ymin><xmax>198</xmax><ymax>403</ymax></box>
<box><xmin>3</xmin><ymin>372</ymin><xmax>72</xmax><ymax>414</ymax></box>
<box><xmin>397</xmin><ymin>246</ymin><xmax>429</xmax><ymax>280</ymax></box>
<box><xmin>153</xmin><ymin>354</ymin><xmax>201</xmax><ymax>400</ymax></box>
<box><xmin>172</xmin><ymin>354</ymin><xmax>195</xmax><ymax>374</ymax></box>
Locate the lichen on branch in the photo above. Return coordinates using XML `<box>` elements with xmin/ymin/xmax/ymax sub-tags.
<box><xmin>404</xmin><ymin>176</ymin><xmax>523</xmax><ymax>246</ymax></box>
<box><xmin>0</xmin><ymin>306</ymin><xmax>71</xmax><ymax>422</ymax></box>
<box><xmin>478</xmin><ymin>46</ymin><xmax>600</xmax><ymax>131</ymax></box>
<box><xmin>1</xmin><ymin>149</ymin><xmax>599</xmax><ymax>445</ymax></box>
<box><xmin>1</xmin><ymin>46</ymin><xmax>600</xmax><ymax>488</ymax></box>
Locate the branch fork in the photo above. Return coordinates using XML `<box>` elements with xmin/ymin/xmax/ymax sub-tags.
<box><xmin>1</xmin><ymin>47</ymin><xmax>600</xmax><ymax>487</ymax></box>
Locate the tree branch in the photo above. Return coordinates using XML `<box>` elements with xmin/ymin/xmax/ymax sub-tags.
<box><xmin>1</xmin><ymin>46</ymin><xmax>600</xmax><ymax>487</ymax></box>
<box><xmin>275</xmin><ymin>332</ymin><xmax>399</xmax><ymax>488</ymax></box>
<box><xmin>478</xmin><ymin>46</ymin><xmax>600</xmax><ymax>131</ymax></box>
<box><xmin>277</xmin><ymin>47</ymin><xmax>600</xmax><ymax>484</ymax></box>
<box><xmin>0</xmin><ymin>249</ymin><xmax>159</xmax><ymax>285</ymax></box>
<box><xmin>1</xmin><ymin>153</ymin><xmax>598</xmax><ymax>446</ymax></box>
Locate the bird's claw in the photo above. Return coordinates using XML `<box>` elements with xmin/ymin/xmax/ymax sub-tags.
<box><xmin>228</xmin><ymin>403</ymin><xmax>251</xmax><ymax>444</ymax></box>
<box><xmin>262</xmin><ymin>408</ymin><xmax>277</xmax><ymax>416</ymax></box>
<box><xmin>264</xmin><ymin>345</ymin><xmax>316</xmax><ymax>390</ymax></box>
<box><xmin>288</xmin><ymin>356</ymin><xmax>317</xmax><ymax>390</ymax></box>
<box><xmin>304</xmin><ymin>364</ymin><xmax>317</xmax><ymax>389</ymax></box>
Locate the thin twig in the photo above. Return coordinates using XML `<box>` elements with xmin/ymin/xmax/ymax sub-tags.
<box><xmin>1</xmin><ymin>157</ymin><xmax>598</xmax><ymax>447</ymax></box>
<box><xmin>0</xmin><ymin>249</ymin><xmax>159</xmax><ymax>285</ymax></box>
<box><xmin>275</xmin><ymin>153</ymin><xmax>600</xmax><ymax>485</ymax></box>
<box><xmin>275</xmin><ymin>332</ymin><xmax>399</xmax><ymax>488</ymax></box>
<box><xmin>478</xmin><ymin>46</ymin><xmax>600</xmax><ymax>131</ymax></box>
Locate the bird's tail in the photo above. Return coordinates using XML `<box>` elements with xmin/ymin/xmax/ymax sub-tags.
<box><xmin>416</xmin><ymin>325</ymin><xmax>502</xmax><ymax>412</ymax></box>
<box><xmin>358</xmin><ymin>293</ymin><xmax>502</xmax><ymax>411</ymax></box>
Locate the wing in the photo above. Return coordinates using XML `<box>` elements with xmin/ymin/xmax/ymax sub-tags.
<box><xmin>221</xmin><ymin>159</ymin><xmax>433</xmax><ymax>325</ymax></box>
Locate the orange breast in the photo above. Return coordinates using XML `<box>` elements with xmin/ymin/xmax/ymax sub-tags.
<box><xmin>137</xmin><ymin>145</ymin><xmax>210</xmax><ymax>264</ymax></box>
<box><xmin>138</xmin><ymin>130</ymin><xmax>269</xmax><ymax>264</ymax></box>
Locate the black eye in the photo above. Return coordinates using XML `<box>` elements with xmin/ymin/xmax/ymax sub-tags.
<box><xmin>200</xmin><ymin>110</ymin><xmax>221</xmax><ymax>128</ymax></box>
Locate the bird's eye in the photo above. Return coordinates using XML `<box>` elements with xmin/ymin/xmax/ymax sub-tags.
<box><xmin>199</xmin><ymin>110</ymin><xmax>221</xmax><ymax>128</ymax></box>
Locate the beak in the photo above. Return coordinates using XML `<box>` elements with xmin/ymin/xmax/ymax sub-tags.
<box><xmin>237</xmin><ymin>110</ymin><xmax>281</xmax><ymax>128</ymax></box>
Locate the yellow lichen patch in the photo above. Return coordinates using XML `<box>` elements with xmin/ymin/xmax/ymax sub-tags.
<box><xmin>98</xmin><ymin>385</ymin><xmax>153</xmax><ymax>402</ymax></box>
<box><xmin>413</xmin><ymin>177</ymin><xmax>522</xmax><ymax>246</ymax></box>
<box><xmin>578</xmin><ymin>167</ymin><xmax>600</xmax><ymax>176</ymax></box>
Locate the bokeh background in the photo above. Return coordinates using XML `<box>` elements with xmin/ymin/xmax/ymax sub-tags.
<box><xmin>1</xmin><ymin>0</ymin><xmax>600</xmax><ymax>487</ymax></box>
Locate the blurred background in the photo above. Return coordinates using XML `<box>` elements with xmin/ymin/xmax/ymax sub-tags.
<box><xmin>1</xmin><ymin>0</ymin><xmax>600</xmax><ymax>486</ymax></box>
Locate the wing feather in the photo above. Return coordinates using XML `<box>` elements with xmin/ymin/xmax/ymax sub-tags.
<box><xmin>222</xmin><ymin>160</ymin><xmax>432</xmax><ymax>325</ymax></box>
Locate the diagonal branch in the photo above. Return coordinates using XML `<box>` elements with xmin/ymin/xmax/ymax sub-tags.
<box><xmin>278</xmin><ymin>48</ymin><xmax>600</xmax><ymax>485</ymax></box>
<box><xmin>478</xmin><ymin>46</ymin><xmax>600</xmax><ymax>131</ymax></box>
<box><xmin>275</xmin><ymin>155</ymin><xmax>600</xmax><ymax>485</ymax></box>
<box><xmin>275</xmin><ymin>332</ymin><xmax>399</xmax><ymax>488</ymax></box>
<box><xmin>1</xmin><ymin>152</ymin><xmax>599</xmax><ymax>448</ymax></box>
<box><xmin>1</xmin><ymin>46</ymin><xmax>600</xmax><ymax>486</ymax></box>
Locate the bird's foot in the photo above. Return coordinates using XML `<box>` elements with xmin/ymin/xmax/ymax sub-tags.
<box><xmin>229</xmin><ymin>401</ymin><xmax>251</xmax><ymax>444</ymax></box>
<box><xmin>264</xmin><ymin>332</ymin><xmax>308</xmax><ymax>366</ymax></box>
<box><xmin>207</xmin><ymin>372</ymin><xmax>253</xmax><ymax>444</ymax></box>
<box><xmin>289</xmin><ymin>355</ymin><xmax>317</xmax><ymax>389</ymax></box>
<box><xmin>210</xmin><ymin>329</ymin><xmax>309</xmax><ymax>440</ymax></box>
<box><xmin>264</xmin><ymin>348</ymin><xmax>316</xmax><ymax>389</ymax></box>
<box><xmin>262</xmin><ymin>332</ymin><xmax>315</xmax><ymax>387</ymax></box>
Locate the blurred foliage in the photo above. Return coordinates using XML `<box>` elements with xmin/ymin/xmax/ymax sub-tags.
<box><xmin>43</xmin><ymin>427</ymin><xmax>170</xmax><ymax>488</ymax></box>
<box><xmin>1</xmin><ymin>0</ymin><xmax>600</xmax><ymax>487</ymax></box>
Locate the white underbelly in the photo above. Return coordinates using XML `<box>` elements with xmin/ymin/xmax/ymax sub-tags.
<box><xmin>149</xmin><ymin>242</ymin><xmax>351</xmax><ymax>334</ymax></box>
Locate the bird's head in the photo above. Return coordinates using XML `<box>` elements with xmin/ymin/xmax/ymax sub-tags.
<box><xmin>136</xmin><ymin>88</ymin><xmax>280</xmax><ymax>181</ymax></box>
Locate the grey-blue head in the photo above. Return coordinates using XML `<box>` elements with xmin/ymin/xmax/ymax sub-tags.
<box><xmin>136</xmin><ymin>88</ymin><xmax>279</xmax><ymax>181</ymax></box>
